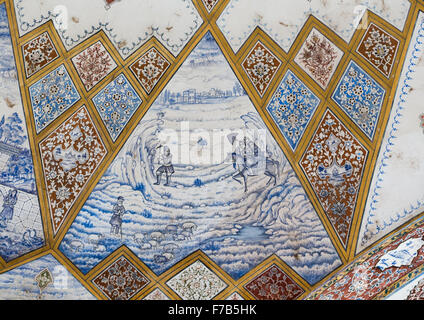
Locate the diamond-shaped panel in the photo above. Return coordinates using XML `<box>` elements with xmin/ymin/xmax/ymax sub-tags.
<box><xmin>72</xmin><ymin>41</ymin><xmax>118</xmax><ymax>91</ymax></box>
<box><xmin>300</xmin><ymin>109</ymin><xmax>368</xmax><ymax>247</ymax></box>
<box><xmin>39</xmin><ymin>106</ymin><xmax>107</xmax><ymax>234</ymax></box>
<box><xmin>130</xmin><ymin>47</ymin><xmax>170</xmax><ymax>94</ymax></box>
<box><xmin>244</xmin><ymin>265</ymin><xmax>304</xmax><ymax>300</ymax></box>
<box><xmin>92</xmin><ymin>255</ymin><xmax>150</xmax><ymax>300</ymax></box>
<box><xmin>92</xmin><ymin>73</ymin><xmax>142</xmax><ymax>141</ymax></box>
<box><xmin>294</xmin><ymin>28</ymin><xmax>343</xmax><ymax>89</ymax></box>
<box><xmin>166</xmin><ymin>260</ymin><xmax>227</xmax><ymax>300</ymax></box>
<box><xmin>266</xmin><ymin>69</ymin><xmax>320</xmax><ymax>150</ymax></box>
<box><xmin>357</xmin><ymin>23</ymin><xmax>400</xmax><ymax>78</ymax></box>
<box><xmin>332</xmin><ymin>60</ymin><xmax>386</xmax><ymax>140</ymax></box>
<box><xmin>143</xmin><ymin>288</ymin><xmax>170</xmax><ymax>300</ymax></box>
<box><xmin>202</xmin><ymin>0</ymin><xmax>219</xmax><ymax>12</ymax></box>
<box><xmin>22</xmin><ymin>31</ymin><xmax>59</xmax><ymax>78</ymax></box>
<box><xmin>242</xmin><ymin>41</ymin><xmax>281</xmax><ymax>97</ymax></box>
<box><xmin>29</xmin><ymin>64</ymin><xmax>81</xmax><ymax>133</ymax></box>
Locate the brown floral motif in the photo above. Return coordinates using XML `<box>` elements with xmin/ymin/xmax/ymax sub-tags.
<box><xmin>300</xmin><ymin>110</ymin><xmax>368</xmax><ymax>247</ymax></box>
<box><xmin>39</xmin><ymin>106</ymin><xmax>107</xmax><ymax>234</ymax></box>
<box><xmin>202</xmin><ymin>0</ymin><xmax>219</xmax><ymax>12</ymax></box>
<box><xmin>72</xmin><ymin>41</ymin><xmax>117</xmax><ymax>91</ymax></box>
<box><xmin>244</xmin><ymin>265</ymin><xmax>304</xmax><ymax>300</ymax></box>
<box><xmin>357</xmin><ymin>23</ymin><xmax>399</xmax><ymax>77</ymax></box>
<box><xmin>92</xmin><ymin>256</ymin><xmax>150</xmax><ymax>300</ymax></box>
<box><xmin>294</xmin><ymin>28</ymin><xmax>343</xmax><ymax>89</ymax></box>
<box><xmin>242</xmin><ymin>41</ymin><xmax>281</xmax><ymax>97</ymax></box>
<box><xmin>407</xmin><ymin>279</ymin><xmax>424</xmax><ymax>300</ymax></box>
<box><xmin>22</xmin><ymin>32</ymin><xmax>59</xmax><ymax>78</ymax></box>
<box><xmin>130</xmin><ymin>47</ymin><xmax>170</xmax><ymax>94</ymax></box>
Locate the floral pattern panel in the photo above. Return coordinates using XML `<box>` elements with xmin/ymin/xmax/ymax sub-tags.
<box><xmin>22</xmin><ymin>31</ymin><xmax>59</xmax><ymax>78</ymax></box>
<box><xmin>266</xmin><ymin>69</ymin><xmax>320</xmax><ymax>150</ymax></box>
<box><xmin>166</xmin><ymin>260</ymin><xmax>227</xmax><ymax>300</ymax></box>
<box><xmin>242</xmin><ymin>41</ymin><xmax>281</xmax><ymax>97</ymax></box>
<box><xmin>92</xmin><ymin>73</ymin><xmax>143</xmax><ymax>142</ymax></box>
<box><xmin>357</xmin><ymin>23</ymin><xmax>400</xmax><ymax>78</ymax></box>
<box><xmin>39</xmin><ymin>106</ymin><xmax>107</xmax><ymax>234</ymax></box>
<box><xmin>130</xmin><ymin>47</ymin><xmax>170</xmax><ymax>94</ymax></box>
<box><xmin>92</xmin><ymin>255</ymin><xmax>150</xmax><ymax>300</ymax></box>
<box><xmin>332</xmin><ymin>60</ymin><xmax>386</xmax><ymax>140</ymax></box>
<box><xmin>244</xmin><ymin>265</ymin><xmax>305</xmax><ymax>300</ymax></box>
<box><xmin>294</xmin><ymin>28</ymin><xmax>344</xmax><ymax>89</ymax></box>
<box><xmin>72</xmin><ymin>41</ymin><xmax>118</xmax><ymax>91</ymax></box>
<box><xmin>29</xmin><ymin>64</ymin><xmax>81</xmax><ymax>133</ymax></box>
<box><xmin>300</xmin><ymin>110</ymin><xmax>368</xmax><ymax>247</ymax></box>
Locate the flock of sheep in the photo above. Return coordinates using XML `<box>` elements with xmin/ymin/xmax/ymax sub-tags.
<box><xmin>67</xmin><ymin>221</ymin><xmax>198</xmax><ymax>265</ymax></box>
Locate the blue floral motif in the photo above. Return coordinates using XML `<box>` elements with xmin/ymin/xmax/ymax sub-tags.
<box><xmin>92</xmin><ymin>74</ymin><xmax>142</xmax><ymax>141</ymax></box>
<box><xmin>266</xmin><ymin>69</ymin><xmax>320</xmax><ymax>150</ymax></box>
<box><xmin>29</xmin><ymin>64</ymin><xmax>81</xmax><ymax>133</ymax></box>
<box><xmin>332</xmin><ymin>60</ymin><xmax>386</xmax><ymax>140</ymax></box>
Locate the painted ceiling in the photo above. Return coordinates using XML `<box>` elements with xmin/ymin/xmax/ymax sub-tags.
<box><xmin>0</xmin><ymin>0</ymin><xmax>423</xmax><ymax>300</ymax></box>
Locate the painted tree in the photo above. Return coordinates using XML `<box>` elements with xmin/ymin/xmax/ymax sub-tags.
<box><xmin>2</xmin><ymin>112</ymin><xmax>26</xmax><ymax>146</ymax></box>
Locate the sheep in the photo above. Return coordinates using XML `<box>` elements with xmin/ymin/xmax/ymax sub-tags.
<box><xmin>181</xmin><ymin>230</ymin><xmax>192</xmax><ymax>240</ymax></box>
<box><xmin>149</xmin><ymin>240</ymin><xmax>159</xmax><ymax>248</ymax></box>
<box><xmin>162</xmin><ymin>252</ymin><xmax>174</xmax><ymax>261</ymax></box>
<box><xmin>163</xmin><ymin>243</ymin><xmax>179</xmax><ymax>253</ymax></box>
<box><xmin>133</xmin><ymin>233</ymin><xmax>145</xmax><ymax>246</ymax></box>
<box><xmin>165</xmin><ymin>225</ymin><xmax>179</xmax><ymax>236</ymax></box>
<box><xmin>95</xmin><ymin>245</ymin><xmax>107</xmax><ymax>253</ymax></box>
<box><xmin>182</xmin><ymin>222</ymin><xmax>197</xmax><ymax>234</ymax></box>
<box><xmin>69</xmin><ymin>240</ymin><xmax>84</xmax><ymax>252</ymax></box>
<box><xmin>88</xmin><ymin>234</ymin><xmax>104</xmax><ymax>246</ymax></box>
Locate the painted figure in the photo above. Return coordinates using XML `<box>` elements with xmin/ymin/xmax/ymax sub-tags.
<box><xmin>109</xmin><ymin>196</ymin><xmax>126</xmax><ymax>237</ymax></box>
<box><xmin>264</xmin><ymin>151</ymin><xmax>280</xmax><ymax>186</ymax></box>
<box><xmin>231</xmin><ymin>137</ymin><xmax>259</xmax><ymax>192</ymax></box>
<box><xmin>154</xmin><ymin>145</ymin><xmax>174</xmax><ymax>186</ymax></box>
<box><xmin>0</xmin><ymin>189</ymin><xmax>18</xmax><ymax>228</ymax></box>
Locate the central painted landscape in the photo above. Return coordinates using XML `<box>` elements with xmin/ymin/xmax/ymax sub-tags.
<box><xmin>60</xmin><ymin>32</ymin><xmax>341</xmax><ymax>284</ymax></box>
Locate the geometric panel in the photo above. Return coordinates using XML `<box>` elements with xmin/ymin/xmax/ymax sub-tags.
<box><xmin>300</xmin><ymin>109</ymin><xmax>368</xmax><ymax>247</ymax></box>
<box><xmin>294</xmin><ymin>28</ymin><xmax>343</xmax><ymax>89</ymax></box>
<box><xmin>92</xmin><ymin>73</ymin><xmax>142</xmax><ymax>142</ymax></box>
<box><xmin>332</xmin><ymin>60</ymin><xmax>386</xmax><ymax>140</ymax></box>
<box><xmin>357</xmin><ymin>23</ymin><xmax>400</xmax><ymax>78</ymax></box>
<box><xmin>242</xmin><ymin>41</ymin><xmax>281</xmax><ymax>97</ymax></box>
<box><xmin>71</xmin><ymin>41</ymin><xmax>118</xmax><ymax>92</ymax></box>
<box><xmin>166</xmin><ymin>260</ymin><xmax>227</xmax><ymax>300</ymax></box>
<box><xmin>266</xmin><ymin>69</ymin><xmax>320</xmax><ymax>150</ymax></box>
<box><xmin>22</xmin><ymin>31</ymin><xmax>59</xmax><ymax>78</ymax></box>
<box><xmin>39</xmin><ymin>106</ymin><xmax>107</xmax><ymax>234</ymax></box>
<box><xmin>29</xmin><ymin>64</ymin><xmax>81</xmax><ymax>133</ymax></box>
<box><xmin>244</xmin><ymin>264</ymin><xmax>304</xmax><ymax>300</ymax></box>
<box><xmin>130</xmin><ymin>47</ymin><xmax>170</xmax><ymax>94</ymax></box>
<box><xmin>92</xmin><ymin>255</ymin><xmax>150</xmax><ymax>300</ymax></box>
<box><xmin>59</xmin><ymin>32</ymin><xmax>341</xmax><ymax>286</ymax></box>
